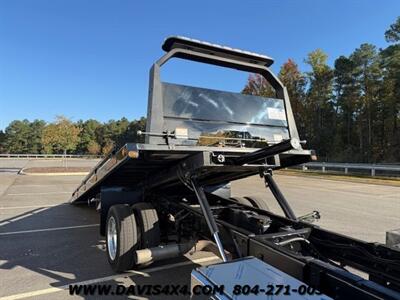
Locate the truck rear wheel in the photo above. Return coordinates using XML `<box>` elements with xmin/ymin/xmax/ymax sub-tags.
<box><xmin>230</xmin><ymin>196</ymin><xmax>253</xmax><ymax>207</ymax></box>
<box><xmin>106</xmin><ymin>205</ymin><xmax>138</xmax><ymax>272</ymax></box>
<box><xmin>231</xmin><ymin>196</ymin><xmax>270</xmax><ymax>211</ymax></box>
<box><xmin>132</xmin><ymin>202</ymin><xmax>161</xmax><ymax>249</ymax></box>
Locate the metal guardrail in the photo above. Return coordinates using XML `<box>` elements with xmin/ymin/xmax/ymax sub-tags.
<box><xmin>301</xmin><ymin>162</ymin><xmax>400</xmax><ymax>177</ymax></box>
<box><xmin>0</xmin><ymin>154</ymin><xmax>102</xmax><ymax>159</ymax></box>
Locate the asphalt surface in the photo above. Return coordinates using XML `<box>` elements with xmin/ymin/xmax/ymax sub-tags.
<box><xmin>233</xmin><ymin>173</ymin><xmax>400</xmax><ymax>243</ymax></box>
<box><xmin>0</xmin><ymin>158</ymin><xmax>399</xmax><ymax>299</ymax></box>
<box><xmin>0</xmin><ymin>159</ymin><xmax>220</xmax><ymax>300</ymax></box>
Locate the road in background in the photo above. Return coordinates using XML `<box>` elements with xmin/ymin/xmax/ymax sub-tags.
<box><xmin>0</xmin><ymin>158</ymin><xmax>399</xmax><ymax>299</ymax></box>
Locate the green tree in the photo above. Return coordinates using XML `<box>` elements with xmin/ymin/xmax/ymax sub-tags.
<box><xmin>0</xmin><ymin>130</ymin><xmax>6</xmax><ymax>153</ymax></box>
<box><xmin>380</xmin><ymin>17</ymin><xmax>400</xmax><ymax>161</ymax></box>
<box><xmin>333</xmin><ymin>56</ymin><xmax>359</xmax><ymax>160</ymax></box>
<box><xmin>125</xmin><ymin>117</ymin><xmax>146</xmax><ymax>143</ymax></box>
<box><xmin>113</xmin><ymin>117</ymin><xmax>130</xmax><ymax>147</ymax></box>
<box><xmin>385</xmin><ymin>16</ymin><xmax>400</xmax><ymax>43</ymax></box>
<box><xmin>87</xmin><ymin>140</ymin><xmax>101</xmax><ymax>155</ymax></box>
<box><xmin>42</xmin><ymin>116</ymin><xmax>81</xmax><ymax>154</ymax></box>
<box><xmin>77</xmin><ymin>119</ymin><xmax>101</xmax><ymax>154</ymax></box>
<box><xmin>28</xmin><ymin>120</ymin><xmax>46</xmax><ymax>153</ymax></box>
<box><xmin>95</xmin><ymin>121</ymin><xmax>112</xmax><ymax>150</ymax></box>
<box><xmin>95</xmin><ymin>118</ymin><xmax>131</xmax><ymax>150</ymax></box>
<box><xmin>4</xmin><ymin>120</ymin><xmax>31</xmax><ymax>153</ymax></box>
<box><xmin>304</xmin><ymin>49</ymin><xmax>335</xmax><ymax>159</ymax></box>
<box><xmin>278</xmin><ymin>59</ymin><xmax>306</xmax><ymax>136</ymax></box>
<box><xmin>350</xmin><ymin>44</ymin><xmax>383</xmax><ymax>162</ymax></box>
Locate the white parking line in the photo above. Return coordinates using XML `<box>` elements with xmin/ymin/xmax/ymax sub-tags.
<box><xmin>0</xmin><ymin>207</ymin><xmax>50</xmax><ymax>226</ymax></box>
<box><xmin>0</xmin><ymin>255</ymin><xmax>220</xmax><ymax>300</ymax></box>
<box><xmin>7</xmin><ymin>192</ymin><xmax>71</xmax><ymax>196</ymax></box>
<box><xmin>0</xmin><ymin>224</ymin><xmax>99</xmax><ymax>236</ymax></box>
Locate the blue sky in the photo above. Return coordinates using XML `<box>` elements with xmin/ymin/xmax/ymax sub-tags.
<box><xmin>0</xmin><ymin>0</ymin><xmax>399</xmax><ymax>130</ymax></box>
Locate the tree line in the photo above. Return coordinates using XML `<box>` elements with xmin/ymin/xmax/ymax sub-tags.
<box><xmin>243</xmin><ymin>17</ymin><xmax>400</xmax><ymax>163</ymax></box>
<box><xmin>0</xmin><ymin>116</ymin><xmax>146</xmax><ymax>155</ymax></box>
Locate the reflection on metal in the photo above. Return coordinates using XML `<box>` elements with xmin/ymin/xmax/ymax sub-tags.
<box><xmin>163</xmin><ymin>82</ymin><xmax>287</xmax><ymax>127</ymax></box>
<box><xmin>197</xmin><ymin>131</ymin><xmax>267</xmax><ymax>148</ymax></box>
<box><xmin>107</xmin><ymin>216</ymin><xmax>117</xmax><ymax>261</ymax></box>
<box><xmin>173</xmin><ymin>119</ymin><xmax>289</xmax><ymax>147</ymax></box>
<box><xmin>161</xmin><ymin>82</ymin><xmax>290</xmax><ymax>147</ymax></box>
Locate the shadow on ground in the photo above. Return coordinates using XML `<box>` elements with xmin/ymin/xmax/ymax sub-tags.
<box><xmin>0</xmin><ymin>204</ymin><xmax>205</xmax><ymax>299</ymax></box>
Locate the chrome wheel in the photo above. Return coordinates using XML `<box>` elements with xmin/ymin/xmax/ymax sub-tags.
<box><xmin>107</xmin><ymin>216</ymin><xmax>117</xmax><ymax>261</ymax></box>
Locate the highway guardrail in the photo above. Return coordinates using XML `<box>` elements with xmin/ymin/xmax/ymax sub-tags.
<box><xmin>0</xmin><ymin>154</ymin><xmax>102</xmax><ymax>159</ymax></box>
<box><xmin>300</xmin><ymin>162</ymin><xmax>400</xmax><ymax>177</ymax></box>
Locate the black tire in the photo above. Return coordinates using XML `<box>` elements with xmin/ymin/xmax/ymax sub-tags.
<box><xmin>106</xmin><ymin>205</ymin><xmax>138</xmax><ymax>272</ymax></box>
<box><xmin>244</xmin><ymin>195</ymin><xmax>270</xmax><ymax>211</ymax></box>
<box><xmin>132</xmin><ymin>202</ymin><xmax>161</xmax><ymax>249</ymax></box>
<box><xmin>231</xmin><ymin>196</ymin><xmax>270</xmax><ymax>211</ymax></box>
<box><xmin>230</xmin><ymin>196</ymin><xmax>253</xmax><ymax>207</ymax></box>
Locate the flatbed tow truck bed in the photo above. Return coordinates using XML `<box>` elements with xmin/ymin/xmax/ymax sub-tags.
<box><xmin>71</xmin><ymin>143</ymin><xmax>312</xmax><ymax>205</ymax></box>
<box><xmin>70</xmin><ymin>37</ymin><xmax>400</xmax><ymax>299</ymax></box>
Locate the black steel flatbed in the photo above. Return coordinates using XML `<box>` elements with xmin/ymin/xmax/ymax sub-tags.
<box><xmin>70</xmin><ymin>143</ymin><xmax>314</xmax><ymax>204</ymax></box>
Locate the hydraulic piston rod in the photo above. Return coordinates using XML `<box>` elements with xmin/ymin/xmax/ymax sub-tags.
<box><xmin>263</xmin><ymin>170</ymin><xmax>296</xmax><ymax>220</ymax></box>
<box><xmin>190</xmin><ymin>177</ymin><xmax>228</xmax><ymax>262</ymax></box>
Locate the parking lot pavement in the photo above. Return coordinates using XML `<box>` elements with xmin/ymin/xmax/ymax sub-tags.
<box><xmin>0</xmin><ymin>158</ymin><xmax>399</xmax><ymax>299</ymax></box>
<box><xmin>0</xmin><ymin>169</ymin><xmax>220</xmax><ymax>300</ymax></box>
<box><xmin>232</xmin><ymin>173</ymin><xmax>400</xmax><ymax>243</ymax></box>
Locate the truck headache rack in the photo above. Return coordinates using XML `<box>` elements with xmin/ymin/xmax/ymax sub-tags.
<box><xmin>70</xmin><ymin>37</ymin><xmax>400</xmax><ymax>300</ymax></box>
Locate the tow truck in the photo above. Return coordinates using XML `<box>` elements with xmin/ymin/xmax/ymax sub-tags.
<box><xmin>70</xmin><ymin>36</ymin><xmax>400</xmax><ymax>299</ymax></box>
